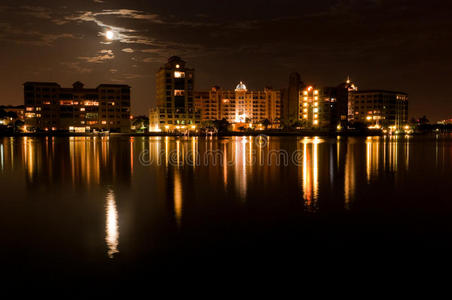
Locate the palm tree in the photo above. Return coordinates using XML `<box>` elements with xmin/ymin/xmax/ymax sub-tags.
<box><xmin>262</xmin><ymin>119</ymin><xmax>271</xmax><ymax>130</ymax></box>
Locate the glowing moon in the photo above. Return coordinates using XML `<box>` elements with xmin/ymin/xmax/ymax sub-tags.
<box><xmin>106</xmin><ymin>30</ymin><xmax>114</xmax><ymax>40</ymax></box>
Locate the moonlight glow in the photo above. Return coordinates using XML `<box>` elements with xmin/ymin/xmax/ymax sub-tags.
<box><xmin>106</xmin><ymin>30</ymin><xmax>114</xmax><ymax>40</ymax></box>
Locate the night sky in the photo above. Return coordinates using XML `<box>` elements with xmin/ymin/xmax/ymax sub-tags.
<box><xmin>1</xmin><ymin>0</ymin><xmax>451</xmax><ymax>121</ymax></box>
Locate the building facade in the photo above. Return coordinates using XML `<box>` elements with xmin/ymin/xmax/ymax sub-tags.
<box><xmin>281</xmin><ymin>72</ymin><xmax>304</xmax><ymax>127</ymax></box>
<box><xmin>24</xmin><ymin>81</ymin><xmax>131</xmax><ymax>133</ymax></box>
<box><xmin>149</xmin><ymin>56</ymin><xmax>200</xmax><ymax>132</ymax></box>
<box><xmin>348</xmin><ymin>90</ymin><xmax>408</xmax><ymax>128</ymax></box>
<box><xmin>0</xmin><ymin>105</ymin><xmax>25</xmax><ymax>122</ymax></box>
<box><xmin>333</xmin><ymin>77</ymin><xmax>358</xmax><ymax>127</ymax></box>
<box><xmin>0</xmin><ymin>105</ymin><xmax>25</xmax><ymax>128</ymax></box>
<box><xmin>299</xmin><ymin>86</ymin><xmax>337</xmax><ymax>128</ymax></box>
<box><xmin>194</xmin><ymin>82</ymin><xmax>281</xmax><ymax>128</ymax></box>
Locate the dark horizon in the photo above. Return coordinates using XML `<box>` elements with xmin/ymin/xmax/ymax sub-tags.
<box><xmin>1</xmin><ymin>0</ymin><xmax>451</xmax><ymax>121</ymax></box>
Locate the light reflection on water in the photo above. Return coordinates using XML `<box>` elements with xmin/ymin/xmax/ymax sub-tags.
<box><xmin>1</xmin><ymin>135</ymin><xmax>452</xmax><ymax>257</ymax></box>
<box><xmin>105</xmin><ymin>188</ymin><xmax>119</xmax><ymax>258</ymax></box>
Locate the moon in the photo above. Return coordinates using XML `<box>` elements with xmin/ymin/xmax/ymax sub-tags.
<box><xmin>106</xmin><ymin>30</ymin><xmax>114</xmax><ymax>40</ymax></box>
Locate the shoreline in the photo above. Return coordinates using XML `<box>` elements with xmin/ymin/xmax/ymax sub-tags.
<box><xmin>0</xmin><ymin>130</ymin><xmax>422</xmax><ymax>138</ymax></box>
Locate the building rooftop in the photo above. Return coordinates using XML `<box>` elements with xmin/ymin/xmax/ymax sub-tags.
<box><xmin>97</xmin><ymin>84</ymin><xmax>130</xmax><ymax>88</ymax></box>
<box><xmin>352</xmin><ymin>90</ymin><xmax>408</xmax><ymax>95</ymax></box>
<box><xmin>23</xmin><ymin>82</ymin><xmax>130</xmax><ymax>89</ymax></box>
<box><xmin>23</xmin><ymin>82</ymin><xmax>61</xmax><ymax>87</ymax></box>
<box><xmin>235</xmin><ymin>81</ymin><xmax>247</xmax><ymax>92</ymax></box>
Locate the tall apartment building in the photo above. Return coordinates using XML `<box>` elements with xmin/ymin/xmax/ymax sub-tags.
<box><xmin>333</xmin><ymin>77</ymin><xmax>358</xmax><ymax>126</ymax></box>
<box><xmin>281</xmin><ymin>72</ymin><xmax>304</xmax><ymax>127</ymax></box>
<box><xmin>299</xmin><ymin>86</ymin><xmax>337</xmax><ymax>128</ymax></box>
<box><xmin>348</xmin><ymin>90</ymin><xmax>408</xmax><ymax>128</ymax></box>
<box><xmin>194</xmin><ymin>82</ymin><xmax>281</xmax><ymax>127</ymax></box>
<box><xmin>149</xmin><ymin>56</ymin><xmax>200</xmax><ymax>132</ymax></box>
<box><xmin>24</xmin><ymin>81</ymin><xmax>131</xmax><ymax>133</ymax></box>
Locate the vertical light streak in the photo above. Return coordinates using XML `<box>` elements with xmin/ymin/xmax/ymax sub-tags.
<box><xmin>174</xmin><ymin>171</ymin><xmax>183</xmax><ymax>227</ymax></box>
<box><xmin>344</xmin><ymin>143</ymin><xmax>355</xmax><ymax>210</ymax></box>
<box><xmin>223</xmin><ymin>142</ymin><xmax>228</xmax><ymax>189</ymax></box>
<box><xmin>240</xmin><ymin>137</ymin><xmax>247</xmax><ymax>201</ymax></box>
<box><xmin>10</xmin><ymin>138</ymin><xmax>14</xmax><ymax>168</ymax></box>
<box><xmin>176</xmin><ymin>140</ymin><xmax>180</xmax><ymax>166</ymax></box>
<box><xmin>405</xmin><ymin>136</ymin><xmax>410</xmax><ymax>171</ymax></box>
<box><xmin>366</xmin><ymin>137</ymin><xmax>372</xmax><ymax>183</ymax></box>
<box><xmin>27</xmin><ymin>138</ymin><xmax>34</xmax><ymax>181</ymax></box>
<box><xmin>192</xmin><ymin>137</ymin><xmax>196</xmax><ymax>168</ymax></box>
<box><xmin>130</xmin><ymin>137</ymin><xmax>134</xmax><ymax>176</ymax></box>
<box><xmin>383</xmin><ymin>136</ymin><xmax>387</xmax><ymax>171</ymax></box>
<box><xmin>302</xmin><ymin>139</ymin><xmax>312</xmax><ymax>207</ymax></box>
<box><xmin>165</xmin><ymin>137</ymin><xmax>169</xmax><ymax>167</ymax></box>
<box><xmin>312</xmin><ymin>138</ymin><xmax>319</xmax><ymax>208</ymax></box>
<box><xmin>0</xmin><ymin>143</ymin><xmax>4</xmax><ymax>172</ymax></box>
<box><xmin>375</xmin><ymin>137</ymin><xmax>380</xmax><ymax>176</ymax></box>
<box><xmin>105</xmin><ymin>189</ymin><xmax>119</xmax><ymax>259</ymax></box>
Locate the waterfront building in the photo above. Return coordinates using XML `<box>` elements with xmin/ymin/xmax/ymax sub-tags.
<box><xmin>298</xmin><ymin>86</ymin><xmax>337</xmax><ymax>128</ymax></box>
<box><xmin>0</xmin><ymin>105</ymin><xmax>25</xmax><ymax>127</ymax></box>
<box><xmin>149</xmin><ymin>56</ymin><xmax>200</xmax><ymax>132</ymax></box>
<box><xmin>23</xmin><ymin>81</ymin><xmax>131</xmax><ymax>133</ymax></box>
<box><xmin>334</xmin><ymin>77</ymin><xmax>358</xmax><ymax>127</ymax></box>
<box><xmin>281</xmin><ymin>72</ymin><xmax>304</xmax><ymax>127</ymax></box>
<box><xmin>194</xmin><ymin>82</ymin><xmax>281</xmax><ymax>129</ymax></box>
<box><xmin>348</xmin><ymin>90</ymin><xmax>408</xmax><ymax>129</ymax></box>
<box><xmin>282</xmin><ymin>75</ymin><xmax>357</xmax><ymax>130</ymax></box>
<box><xmin>0</xmin><ymin>105</ymin><xmax>25</xmax><ymax>121</ymax></box>
<box><xmin>438</xmin><ymin>119</ymin><xmax>452</xmax><ymax>125</ymax></box>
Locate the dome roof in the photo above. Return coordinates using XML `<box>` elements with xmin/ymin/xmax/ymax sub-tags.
<box><xmin>235</xmin><ymin>81</ymin><xmax>247</xmax><ymax>92</ymax></box>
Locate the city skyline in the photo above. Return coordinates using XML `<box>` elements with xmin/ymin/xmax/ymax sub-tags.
<box><xmin>0</xmin><ymin>0</ymin><xmax>451</xmax><ymax>121</ymax></box>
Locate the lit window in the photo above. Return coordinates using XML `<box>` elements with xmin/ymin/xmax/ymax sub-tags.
<box><xmin>84</xmin><ymin>101</ymin><xmax>98</xmax><ymax>106</ymax></box>
<box><xmin>314</xmin><ymin>90</ymin><xmax>319</xmax><ymax>95</ymax></box>
<box><xmin>303</xmin><ymin>114</ymin><xmax>308</xmax><ymax>119</ymax></box>
<box><xmin>174</xmin><ymin>90</ymin><xmax>185</xmax><ymax>96</ymax></box>
<box><xmin>80</xmin><ymin>108</ymin><xmax>85</xmax><ymax>112</ymax></box>
<box><xmin>174</xmin><ymin>71</ymin><xmax>185</xmax><ymax>78</ymax></box>
<box><xmin>303</xmin><ymin>109</ymin><xmax>308</xmax><ymax>113</ymax></box>
<box><xmin>313</xmin><ymin>120</ymin><xmax>319</xmax><ymax>125</ymax></box>
<box><xmin>303</xmin><ymin>91</ymin><xmax>308</xmax><ymax>95</ymax></box>
<box><xmin>304</xmin><ymin>97</ymin><xmax>308</xmax><ymax>101</ymax></box>
<box><xmin>314</xmin><ymin>108</ymin><xmax>319</xmax><ymax>113</ymax></box>
<box><xmin>314</xmin><ymin>114</ymin><xmax>318</xmax><ymax>119</ymax></box>
<box><xmin>303</xmin><ymin>103</ymin><xmax>308</xmax><ymax>107</ymax></box>
<box><xmin>102</xmin><ymin>121</ymin><xmax>107</xmax><ymax>125</ymax></box>
<box><xmin>176</xmin><ymin>64</ymin><xmax>180</xmax><ymax>69</ymax></box>
<box><xmin>314</xmin><ymin>102</ymin><xmax>319</xmax><ymax>107</ymax></box>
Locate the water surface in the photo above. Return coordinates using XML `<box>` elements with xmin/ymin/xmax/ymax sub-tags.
<box><xmin>1</xmin><ymin>135</ymin><xmax>452</xmax><ymax>290</ymax></box>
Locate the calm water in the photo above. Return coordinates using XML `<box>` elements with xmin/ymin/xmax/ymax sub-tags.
<box><xmin>1</xmin><ymin>135</ymin><xmax>452</xmax><ymax>290</ymax></box>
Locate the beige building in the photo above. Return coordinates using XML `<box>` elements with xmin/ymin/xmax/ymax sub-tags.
<box><xmin>194</xmin><ymin>82</ymin><xmax>281</xmax><ymax>128</ymax></box>
<box><xmin>348</xmin><ymin>90</ymin><xmax>408</xmax><ymax>129</ymax></box>
<box><xmin>24</xmin><ymin>81</ymin><xmax>131</xmax><ymax>133</ymax></box>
